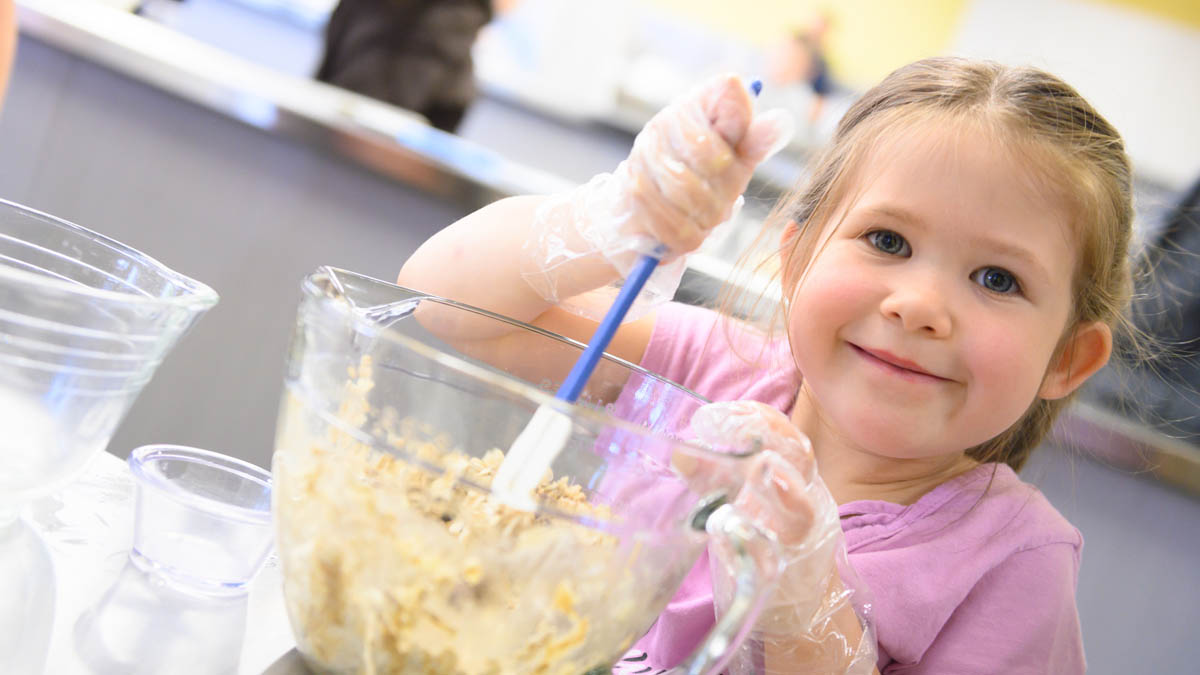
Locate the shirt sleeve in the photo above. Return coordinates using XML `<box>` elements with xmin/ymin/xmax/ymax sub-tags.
<box><xmin>891</xmin><ymin>542</ymin><xmax>1086</xmax><ymax>675</ymax></box>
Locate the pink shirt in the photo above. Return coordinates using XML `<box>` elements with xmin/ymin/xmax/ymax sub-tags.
<box><xmin>622</xmin><ymin>302</ymin><xmax>1086</xmax><ymax>674</ymax></box>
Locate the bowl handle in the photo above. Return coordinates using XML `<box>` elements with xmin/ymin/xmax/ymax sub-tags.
<box><xmin>669</xmin><ymin>501</ymin><xmax>782</xmax><ymax>675</ymax></box>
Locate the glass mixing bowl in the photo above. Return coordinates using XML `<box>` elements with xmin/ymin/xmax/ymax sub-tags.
<box><xmin>272</xmin><ymin>267</ymin><xmax>782</xmax><ymax>675</ymax></box>
<box><xmin>0</xmin><ymin>198</ymin><xmax>218</xmax><ymax>516</ymax></box>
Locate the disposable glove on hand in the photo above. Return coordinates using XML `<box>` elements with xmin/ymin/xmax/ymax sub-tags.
<box><xmin>689</xmin><ymin>401</ymin><xmax>877</xmax><ymax>675</ymax></box>
<box><xmin>520</xmin><ymin>74</ymin><xmax>794</xmax><ymax>321</ymax></box>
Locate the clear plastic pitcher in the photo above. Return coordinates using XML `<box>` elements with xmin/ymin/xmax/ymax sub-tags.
<box><xmin>272</xmin><ymin>267</ymin><xmax>782</xmax><ymax>675</ymax></box>
<box><xmin>0</xmin><ymin>199</ymin><xmax>218</xmax><ymax>515</ymax></box>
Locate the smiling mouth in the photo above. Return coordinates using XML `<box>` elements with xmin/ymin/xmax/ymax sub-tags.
<box><xmin>849</xmin><ymin>344</ymin><xmax>950</xmax><ymax>383</ymax></box>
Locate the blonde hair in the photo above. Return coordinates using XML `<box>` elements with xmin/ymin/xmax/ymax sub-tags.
<box><xmin>744</xmin><ymin>57</ymin><xmax>1136</xmax><ymax>471</ymax></box>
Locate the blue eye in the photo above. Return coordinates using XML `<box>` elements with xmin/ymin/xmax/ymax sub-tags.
<box><xmin>867</xmin><ymin>230</ymin><xmax>910</xmax><ymax>256</ymax></box>
<box><xmin>973</xmin><ymin>267</ymin><xmax>1020</xmax><ymax>294</ymax></box>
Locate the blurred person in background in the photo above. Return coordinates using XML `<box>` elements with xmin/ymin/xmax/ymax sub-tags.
<box><xmin>1</xmin><ymin>0</ymin><xmax>13</xmax><ymax>109</ymax></box>
<box><xmin>767</xmin><ymin>12</ymin><xmax>834</xmax><ymax>131</ymax></box>
<box><xmin>315</xmin><ymin>0</ymin><xmax>517</xmax><ymax>133</ymax></box>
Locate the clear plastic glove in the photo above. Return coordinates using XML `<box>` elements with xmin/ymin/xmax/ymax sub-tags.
<box><xmin>520</xmin><ymin>74</ymin><xmax>794</xmax><ymax>321</ymax></box>
<box><xmin>688</xmin><ymin>401</ymin><xmax>877</xmax><ymax>675</ymax></box>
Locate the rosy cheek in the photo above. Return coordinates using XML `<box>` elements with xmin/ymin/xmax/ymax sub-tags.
<box><xmin>794</xmin><ymin>260</ymin><xmax>874</xmax><ymax>317</ymax></box>
<box><xmin>961</xmin><ymin>321</ymin><xmax>1048</xmax><ymax>400</ymax></box>
<box><xmin>788</xmin><ymin>270</ymin><xmax>869</xmax><ymax>368</ymax></box>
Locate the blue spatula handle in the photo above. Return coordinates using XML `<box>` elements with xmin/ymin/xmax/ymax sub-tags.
<box><xmin>556</xmin><ymin>251</ymin><xmax>661</xmax><ymax>403</ymax></box>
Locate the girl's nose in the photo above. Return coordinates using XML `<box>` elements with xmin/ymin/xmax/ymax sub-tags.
<box><xmin>878</xmin><ymin>281</ymin><xmax>953</xmax><ymax>337</ymax></box>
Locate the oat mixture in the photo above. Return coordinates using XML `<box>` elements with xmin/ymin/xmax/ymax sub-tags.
<box><xmin>273</xmin><ymin>357</ymin><xmax>655</xmax><ymax>674</ymax></box>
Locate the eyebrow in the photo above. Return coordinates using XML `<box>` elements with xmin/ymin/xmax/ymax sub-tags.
<box><xmin>860</xmin><ymin>205</ymin><xmax>1054</xmax><ymax>283</ymax></box>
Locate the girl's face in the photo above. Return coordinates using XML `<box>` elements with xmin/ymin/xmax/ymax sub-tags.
<box><xmin>787</xmin><ymin>123</ymin><xmax>1081</xmax><ymax>460</ymax></box>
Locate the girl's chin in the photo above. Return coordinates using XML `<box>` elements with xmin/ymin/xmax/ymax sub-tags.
<box><xmin>836</xmin><ymin>416</ymin><xmax>947</xmax><ymax>459</ymax></box>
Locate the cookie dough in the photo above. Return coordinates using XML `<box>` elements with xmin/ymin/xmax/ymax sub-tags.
<box><xmin>273</xmin><ymin>358</ymin><xmax>654</xmax><ymax>674</ymax></box>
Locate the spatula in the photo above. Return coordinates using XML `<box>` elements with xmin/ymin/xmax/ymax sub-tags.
<box><xmin>491</xmin><ymin>249</ymin><xmax>664</xmax><ymax>510</ymax></box>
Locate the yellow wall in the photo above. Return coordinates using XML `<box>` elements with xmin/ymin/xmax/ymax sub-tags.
<box><xmin>643</xmin><ymin>0</ymin><xmax>968</xmax><ymax>88</ymax></box>
<box><xmin>1098</xmin><ymin>0</ymin><xmax>1200</xmax><ymax>29</ymax></box>
<box><xmin>643</xmin><ymin>0</ymin><xmax>1199</xmax><ymax>89</ymax></box>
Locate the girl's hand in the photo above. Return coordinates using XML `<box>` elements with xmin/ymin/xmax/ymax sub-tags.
<box><xmin>683</xmin><ymin>401</ymin><xmax>878</xmax><ymax>674</ymax></box>
<box><xmin>619</xmin><ymin>74</ymin><xmax>793</xmax><ymax>257</ymax></box>
<box><xmin>519</xmin><ymin>76</ymin><xmax>793</xmax><ymax>313</ymax></box>
<box><xmin>689</xmin><ymin>400</ymin><xmax>819</xmax><ymax>546</ymax></box>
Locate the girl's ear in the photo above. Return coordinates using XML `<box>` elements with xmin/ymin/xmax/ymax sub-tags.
<box><xmin>1039</xmin><ymin>321</ymin><xmax>1113</xmax><ymax>400</ymax></box>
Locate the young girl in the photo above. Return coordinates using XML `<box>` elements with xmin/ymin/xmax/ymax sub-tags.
<box><xmin>398</xmin><ymin>57</ymin><xmax>1133</xmax><ymax>673</ymax></box>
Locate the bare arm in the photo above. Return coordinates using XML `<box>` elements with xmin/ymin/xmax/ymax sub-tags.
<box><xmin>397</xmin><ymin>195</ymin><xmax>619</xmax><ymax>326</ymax></box>
<box><xmin>396</xmin><ymin>194</ymin><xmax>656</xmax><ymax>366</ymax></box>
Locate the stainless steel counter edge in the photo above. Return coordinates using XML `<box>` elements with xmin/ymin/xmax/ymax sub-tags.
<box><xmin>16</xmin><ymin>0</ymin><xmax>577</xmax><ymax>208</ymax></box>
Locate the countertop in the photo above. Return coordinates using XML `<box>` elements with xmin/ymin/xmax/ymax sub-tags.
<box><xmin>17</xmin><ymin>450</ymin><xmax>295</xmax><ymax>674</ymax></box>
